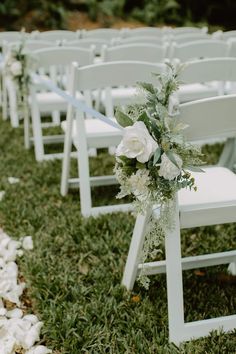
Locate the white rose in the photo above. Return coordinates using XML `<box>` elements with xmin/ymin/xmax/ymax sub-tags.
<box><xmin>158</xmin><ymin>153</ymin><xmax>183</xmax><ymax>180</ymax></box>
<box><xmin>116</xmin><ymin>121</ymin><xmax>158</xmax><ymax>163</ymax></box>
<box><xmin>10</xmin><ymin>61</ymin><xmax>22</xmax><ymax>77</ymax></box>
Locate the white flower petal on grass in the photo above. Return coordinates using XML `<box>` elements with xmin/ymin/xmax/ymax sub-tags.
<box><xmin>23</xmin><ymin>322</ymin><xmax>44</xmax><ymax>349</ymax></box>
<box><xmin>0</xmin><ymin>230</ymin><xmax>51</xmax><ymax>353</ymax></box>
<box><xmin>0</xmin><ymin>191</ymin><xmax>5</xmax><ymax>202</ymax></box>
<box><xmin>17</xmin><ymin>249</ymin><xmax>24</xmax><ymax>257</ymax></box>
<box><xmin>23</xmin><ymin>314</ymin><xmax>39</xmax><ymax>325</ymax></box>
<box><xmin>0</xmin><ymin>308</ymin><xmax>7</xmax><ymax>316</ymax></box>
<box><xmin>6</xmin><ymin>308</ymin><xmax>23</xmax><ymax>319</ymax></box>
<box><xmin>7</xmin><ymin>177</ymin><xmax>20</xmax><ymax>184</ymax></box>
<box><xmin>158</xmin><ymin>153</ymin><xmax>183</xmax><ymax>181</ymax></box>
<box><xmin>26</xmin><ymin>346</ymin><xmax>52</xmax><ymax>354</ymax></box>
<box><xmin>0</xmin><ymin>338</ymin><xmax>15</xmax><ymax>354</ymax></box>
<box><xmin>116</xmin><ymin>121</ymin><xmax>158</xmax><ymax>163</ymax></box>
<box><xmin>22</xmin><ymin>236</ymin><xmax>34</xmax><ymax>250</ymax></box>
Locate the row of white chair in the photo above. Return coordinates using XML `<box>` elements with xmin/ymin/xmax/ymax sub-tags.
<box><xmin>4</xmin><ymin>27</ymin><xmax>236</xmax><ymax>45</ymax></box>
<box><xmin>1</xmin><ymin>40</ymin><xmax>236</xmax><ymax>346</ymax></box>
<box><xmin>0</xmin><ymin>26</ymin><xmax>208</xmax><ymax>43</ymax></box>
<box><xmin>3</xmin><ymin>44</ymin><xmax>236</xmax><ymax>163</ymax></box>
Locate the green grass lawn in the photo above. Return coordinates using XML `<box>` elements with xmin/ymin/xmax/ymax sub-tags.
<box><xmin>0</xmin><ymin>119</ymin><xmax>236</xmax><ymax>353</ymax></box>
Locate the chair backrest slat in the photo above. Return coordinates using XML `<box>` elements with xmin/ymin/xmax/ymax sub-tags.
<box><xmin>74</xmin><ymin>61</ymin><xmax>165</xmax><ymax>90</ymax></box>
<box><xmin>102</xmin><ymin>43</ymin><xmax>167</xmax><ymax>62</ymax></box>
<box><xmin>33</xmin><ymin>47</ymin><xmax>94</xmax><ymax>69</ymax></box>
<box><xmin>179</xmin><ymin>57</ymin><xmax>236</xmax><ymax>83</ymax></box>
<box><xmin>170</xmin><ymin>40</ymin><xmax>228</xmax><ymax>61</ymax></box>
<box><xmin>180</xmin><ymin>95</ymin><xmax>236</xmax><ymax>142</ymax></box>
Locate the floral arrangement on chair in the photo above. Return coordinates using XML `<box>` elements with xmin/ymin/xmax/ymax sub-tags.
<box><xmin>4</xmin><ymin>38</ymin><xmax>31</xmax><ymax>103</ymax></box>
<box><xmin>114</xmin><ymin>63</ymin><xmax>204</xmax><ymax>288</ymax></box>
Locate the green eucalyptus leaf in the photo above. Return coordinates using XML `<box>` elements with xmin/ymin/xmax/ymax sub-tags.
<box><xmin>115</xmin><ymin>109</ymin><xmax>133</xmax><ymax>127</ymax></box>
<box><xmin>153</xmin><ymin>147</ymin><xmax>161</xmax><ymax>166</ymax></box>
<box><xmin>137</xmin><ymin>111</ymin><xmax>150</xmax><ymax>126</ymax></box>
<box><xmin>186</xmin><ymin>166</ymin><xmax>205</xmax><ymax>173</ymax></box>
<box><xmin>165</xmin><ymin>150</ymin><xmax>180</xmax><ymax>168</ymax></box>
<box><xmin>137</xmin><ymin>81</ymin><xmax>156</xmax><ymax>95</ymax></box>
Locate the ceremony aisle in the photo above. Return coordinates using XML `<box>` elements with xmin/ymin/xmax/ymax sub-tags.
<box><xmin>0</xmin><ymin>119</ymin><xmax>236</xmax><ymax>353</ymax></box>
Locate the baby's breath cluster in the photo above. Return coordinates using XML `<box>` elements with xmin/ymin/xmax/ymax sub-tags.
<box><xmin>114</xmin><ymin>63</ymin><xmax>204</xmax><ymax>288</ymax></box>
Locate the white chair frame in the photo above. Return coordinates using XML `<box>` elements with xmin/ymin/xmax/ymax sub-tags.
<box><xmin>60</xmin><ymin>61</ymin><xmax>166</xmax><ymax>217</ymax></box>
<box><xmin>29</xmin><ymin>46</ymin><xmax>94</xmax><ymax>161</ymax></box>
<box><xmin>101</xmin><ymin>43</ymin><xmax>168</xmax><ymax>63</ymax></box>
<box><xmin>169</xmin><ymin>39</ymin><xmax>229</xmax><ymax>62</ymax></box>
<box><xmin>122</xmin><ymin>94</ymin><xmax>236</xmax><ymax>345</ymax></box>
<box><xmin>178</xmin><ymin>57</ymin><xmax>236</xmax><ymax>169</ymax></box>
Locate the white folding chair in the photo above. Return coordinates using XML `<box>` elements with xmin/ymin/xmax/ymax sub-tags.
<box><xmin>60</xmin><ymin>61</ymin><xmax>166</xmax><ymax>217</ymax></box>
<box><xmin>99</xmin><ymin>43</ymin><xmax>168</xmax><ymax>114</ymax></box>
<box><xmin>169</xmin><ymin>39</ymin><xmax>229</xmax><ymax>62</ymax></box>
<box><xmin>178</xmin><ymin>58</ymin><xmax>236</xmax><ymax>170</ymax></box>
<box><xmin>122</xmin><ymin>94</ymin><xmax>236</xmax><ymax>345</ymax></box>
<box><xmin>102</xmin><ymin>43</ymin><xmax>168</xmax><ymax>62</ymax></box>
<box><xmin>178</xmin><ymin>57</ymin><xmax>236</xmax><ymax>103</ymax></box>
<box><xmin>3</xmin><ymin>40</ymin><xmax>55</xmax><ymax>128</ymax></box>
<box><xmin>0</xmin><ymin>32</ymin><xmax>29</xmax><ymax>116</ymax></box>
<box><xmin>29</xmin><ymin>46</ymin><xmax>94</xmax><ymax>161</ymax></box>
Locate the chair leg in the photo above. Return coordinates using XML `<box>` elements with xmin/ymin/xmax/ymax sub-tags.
<box><xmin>2</xmin><ymin>78</ymin><xmax>8</xmax><ymax>121</ymax></box>
<box><xmin>7</xmin><ymin>79</ymin><xmax>19</xmax><ymax>128</ymax></box>
<box><xmin>61</xmin><ymin>104</ymin><xmax>74</xmax><ymax>197</ymax></box>
<box><xmin>52</xmin><ymin>110</ymin><xmax>60</xmax><ymax>125</ymax></box>
<box><xmin>165</xmin><ymin>199</ymin><xmax>185</xmax><ymax>345</ymax></box>
<box><xmin>122</xmin><ymin>207</ymin><xmax>152</xmax><ymax>291</ymax></box>
<box><xmin>31</xmin><ymin>103</ymin><xmax>45</xmax><ymax>162</ymax></box>
<box><xmin>76</xmin><ymin>113</ymin><xmax>93</xmax><ymax>217</ymax></box>
<box><xmin>23</xmin><ymin>96</ymin><xmax>30</xmax><ymax>150</ymax></box>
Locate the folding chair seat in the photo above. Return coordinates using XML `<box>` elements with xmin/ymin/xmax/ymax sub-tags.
<box><xmin>29</xmin><ymin>46</ymin><xmax>94</xmax><ymax>161</ymax></box>
<box><xmin>122</xmin><ymin>94</ymin><xmax>236</xmax><ymax>345</ymax></box>
<box><xmin>60</xmin><ymin>60</ymin><xmax>166</xmax><ymax>217</ymax></box>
